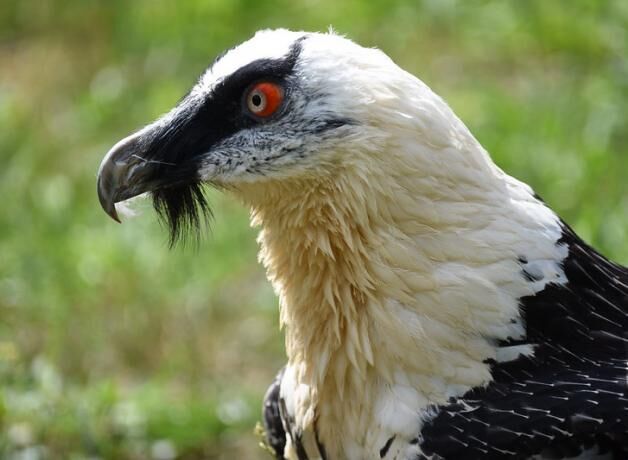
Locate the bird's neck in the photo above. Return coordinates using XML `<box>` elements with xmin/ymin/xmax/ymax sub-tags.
<box><xmin>241</xmin><ymin>173</ymin><xmax>380</xmax><ymax>385</ymax></box>
<box><xmin>237</xmin><ymin>148</ymin><xmax>566</xmax><ymax>444</ymax></box>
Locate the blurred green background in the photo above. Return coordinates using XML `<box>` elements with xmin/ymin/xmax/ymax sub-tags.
<box><xmin>0</xmin><ymin>0</ymin><xmax>626</xmax><ymax>458</ymax></box>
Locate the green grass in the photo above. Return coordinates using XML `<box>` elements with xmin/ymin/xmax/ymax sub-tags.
<box><xmin>1</xmin><ymin>1</ymin><xmax>627</xmax><ymax>458</ymax></box>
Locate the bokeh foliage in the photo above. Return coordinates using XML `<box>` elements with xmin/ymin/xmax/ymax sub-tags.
<box><xmin>1</xmin><ymin>1</ymin><xmax>627</xmax><ymax>458</ymax></box>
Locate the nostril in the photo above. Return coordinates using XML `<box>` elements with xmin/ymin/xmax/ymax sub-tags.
<box><xmin>126</xmin><ymin>163</ymin><xmax>142</xmax><ymax>183</ymax></box>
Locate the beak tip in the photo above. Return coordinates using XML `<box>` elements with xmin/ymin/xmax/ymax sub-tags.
<box><xmin>97</xmin><ymin>131</ymin><xmax>156</xmax><ymax>224</ymax></box>
<box><xmin>97</xmin><ymin>175</ymin><xmax>122</xmax><ymax>223</ymax></box>
<box><xmin>108</xmin><ymin>206</ymin><xmax>122</xmax><ymax>224</ymax></box>
<box><xmin>100</xmin><ymin>195</ymin><xmax>122</xmax><ymax>224</ymax></box>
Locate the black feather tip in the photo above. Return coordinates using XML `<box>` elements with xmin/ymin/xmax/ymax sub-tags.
<box><xmin>152</xmin><ymin>182</ymin><xmax>212</xmax><ymax>248</ymax></box>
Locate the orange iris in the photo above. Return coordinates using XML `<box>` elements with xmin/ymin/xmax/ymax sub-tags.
<box><xmin>246</xmin><ymin>82</ymin><xmax>284</xmax><ymax>118</ymax></box>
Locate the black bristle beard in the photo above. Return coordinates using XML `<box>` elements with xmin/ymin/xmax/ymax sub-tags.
<box><xmin>152</xmin><ymin>182</ymin><xmax>212</xmax><ymax>248</ymax></box>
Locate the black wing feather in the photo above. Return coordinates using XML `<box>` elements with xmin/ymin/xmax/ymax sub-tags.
<box><xmin>420</xmin><ymin>223</ymin><xmax>628</xmax><ymax>459</ymax></box>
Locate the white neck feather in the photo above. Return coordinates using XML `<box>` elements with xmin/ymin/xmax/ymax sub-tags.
<box><xmin>236</xmin><ymin>73</ymin><xmax>567</xmax><ymax>458</ymax></box>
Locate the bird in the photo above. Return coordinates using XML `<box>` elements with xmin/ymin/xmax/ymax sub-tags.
<box><xmin>97</xmin><ymin>29</ymin><xmax>628</xmax><ymax>459</ymax></box>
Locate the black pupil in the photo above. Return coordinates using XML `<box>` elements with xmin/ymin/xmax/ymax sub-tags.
<box><xmin>252</xmin><ymin>93</ymin><xmax>262</xmax><ymax>107</ymax></box>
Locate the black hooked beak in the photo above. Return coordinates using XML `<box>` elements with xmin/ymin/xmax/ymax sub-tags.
<box><xmin>97</xmin><ymin>87</ymin><xmax>218</xmax><ymax>245</ymax></box>
<box><xmin>97</xmin><ymin>133</ymin><xmax>161</xmax><ymax>222</ymax></box>
<box><xmin>97</xmin><ymin>118</ymin><xmax>212</xmax><ymax>245</ymax></box>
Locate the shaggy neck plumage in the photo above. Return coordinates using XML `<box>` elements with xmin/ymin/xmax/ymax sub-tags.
<box><xmin>241</xmin><ymin>172</ymin><xmax>380</xmax><ymax>385</ymax></box>
<box><xmin>236</xmin><ymin>77</ymin><xmax>566</xmax><ymax>456</ymax></box>
<box><xmin>237</xmin><ymin>139</ymin><xmax>564</xmax><ymax>422</ymax></box>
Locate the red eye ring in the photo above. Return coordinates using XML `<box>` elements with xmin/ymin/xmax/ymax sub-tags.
<box><xmin>245</xmin><ymin>82</ymin><xmax>284</xmax><ymax>118</ymax></box>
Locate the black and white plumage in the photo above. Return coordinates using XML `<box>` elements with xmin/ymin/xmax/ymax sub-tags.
<box><xmin>97</xmin><ymin>30</ymin><xmax>628</xmax><ymax>459</ymax></box>
<box><xmin>400</xmin><ymin>223</ymin><xmax>628</xmax><ymax>459</ymax></box>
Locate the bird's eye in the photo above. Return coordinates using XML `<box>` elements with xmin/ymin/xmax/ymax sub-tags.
<box><xmin>245</xmin><ymin>82</ymin><xmax>284</xmax><ymax>118</ymax></box>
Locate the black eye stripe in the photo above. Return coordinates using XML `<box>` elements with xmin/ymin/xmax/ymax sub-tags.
<box><xmin>211</xmin><ymin>37</ymin><xmax>306</xmax><ymax>102</ymax></box>
<box><xmin>145</xmin><ymin>37</ymin><xmax>306</xmax><ymax>165</ymax></box>
<box><xmin>145</xmin><ymin>35</ymin><xmax>308</xmax><ymax>246</ymax></box>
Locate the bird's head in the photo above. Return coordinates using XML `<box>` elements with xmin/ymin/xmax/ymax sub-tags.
<box><xmin>97</xmin><ymin>30</ymin><xmax>569</xmax><ymax>414</ymax></box>
<box><xmin>98</xmin><ymin>29</ymin><xmax>483</xmax><ymax>244</ymax></box>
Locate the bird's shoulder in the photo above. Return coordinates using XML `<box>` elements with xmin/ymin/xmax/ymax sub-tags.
<box><xmin>519</xmin><ymin>223</ymin><xmax>628</xmax><ymax>354</ymax></box>
<box><xmin>419</xmin><ymin>349</ymin><xmax>628</xmax><ymax>459</ymax></box>
<box><xmin>420</xmin><ymin>223</ymin><xmax>628</xmax><ymax>459</ymax></box>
